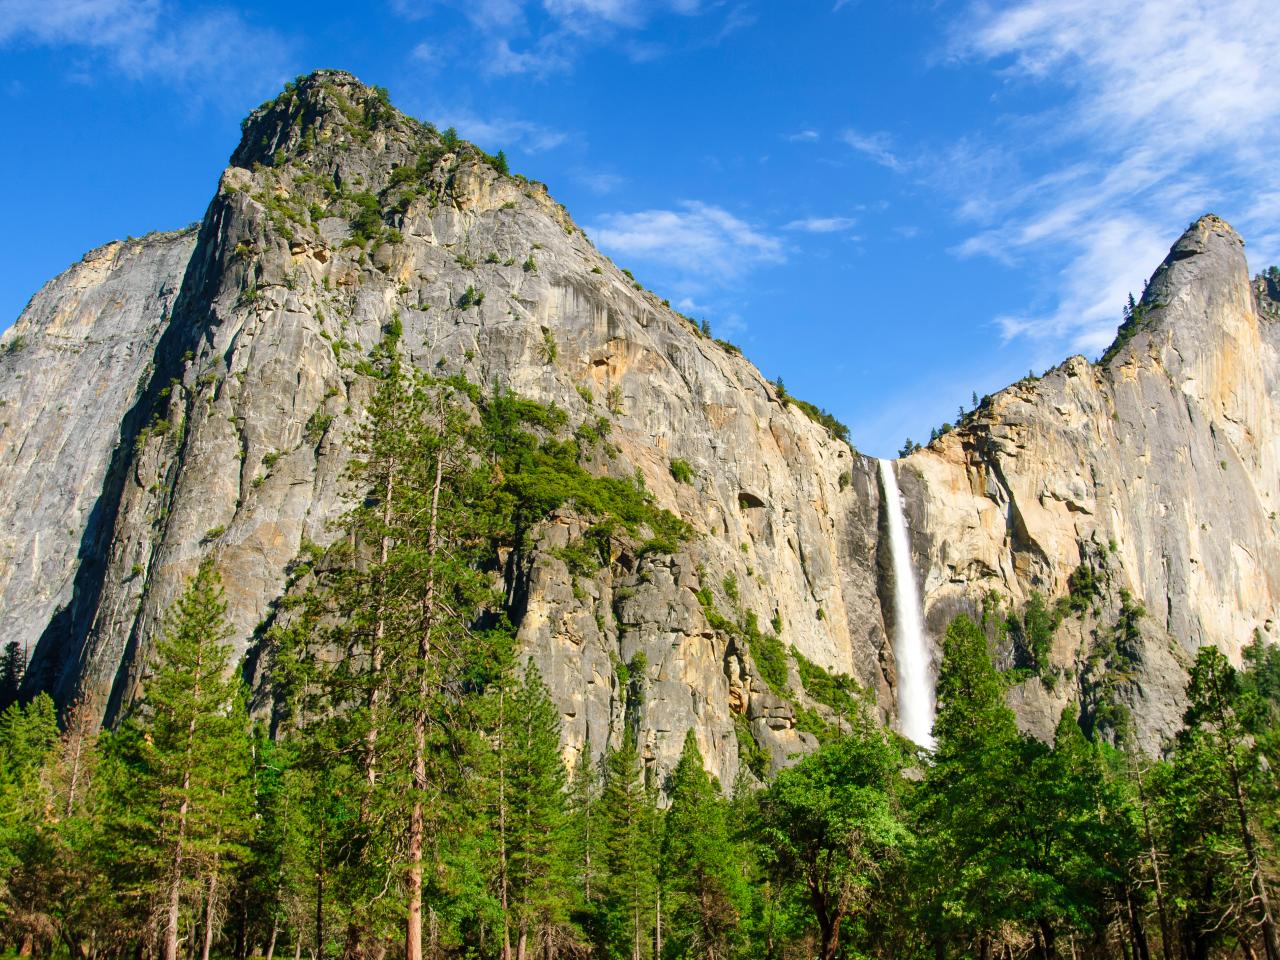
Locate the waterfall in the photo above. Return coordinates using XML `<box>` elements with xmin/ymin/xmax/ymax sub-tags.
<box><xmin>878</xmin><ymin>459</ymin><xmax>936</xmax><ymax>749</ymax></box>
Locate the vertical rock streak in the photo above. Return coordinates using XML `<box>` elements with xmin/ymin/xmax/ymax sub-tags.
<box><xmin>879</xmin><ymin>459</ymin><xmax>935</xmax><ymax>748</ymax></box>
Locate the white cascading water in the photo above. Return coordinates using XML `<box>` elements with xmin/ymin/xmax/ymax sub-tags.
<box><xmin>878</xmin><ymin>459</ymin><xmax>936</xmax><ymax>749</ymax></box>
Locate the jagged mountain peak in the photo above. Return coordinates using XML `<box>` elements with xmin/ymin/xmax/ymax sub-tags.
<box><xmin>1100</xmin><ymin>212</ymin><xmax>1250</xmax><ymax>367</ymax></box>
<box><xmin>231</xmin><ymin>69</ymin><xmax>412</xmax><ymax>170</ymax></box>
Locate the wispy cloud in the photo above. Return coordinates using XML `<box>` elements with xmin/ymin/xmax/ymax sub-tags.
<box><xmin>786</xmin><ymin>129</ymin><xmax>820</xmax><ymax>143</ymax></box>
<box><xmin>784</xmin><ymin>216</ymin><xmax>858</xmax><ymax>233</ymax></box>
<box><xmin>396</xmin><ymin>0</ymin><xmax>717</xmax><ymax>76</ymax></box>
<box><xmin>0</xmin><ymin>0</ymin><xmax>291</xmax><ymax>97</ymax></box>
<box><xmin>936</xmin><ymin>0</ymin><xmax>1280</xmax><ymax>350</ymax></box>
<box><xmin>587</xmin><ymin>200</ymin><xmax>784</xmax><ymax>282</ymax></box>
<box><xmin>432</xmin><ymin>110</ymin><xmax>569</xmax><ymax>153</ymax></box>
<box><xmin>574</xmin><ymin>170</ymin><xmax>627</xmax><ymax>194</ymax></box>
<box><xmin>841</xmin><ymin>129</ymin><xmax>903</xmax><ymax>171</ymax></box>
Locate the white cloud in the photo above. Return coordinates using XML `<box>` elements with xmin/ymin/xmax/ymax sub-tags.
<box><xmin>841</xmin><ymin>129</ymin><xmax>903</xmax><ymax>171</ymax></box>
<box><xmin>575</xmin><ymin>170</ymin><xmax>627</xmax><ymax>194</ymax></box>
<box><xmin>0</xmin><ymin>0</ymin><xmax>291</xmax><ymax>94</ymax></box>
<box><xmin>396</xmin><ymin>0</ymin><xmax>718</xmax><ymax>76</ymax></box>
<box><xmin>434</xmin><ymin>111</ymin><xmax>568</xmax><ymax>152</ymax></box>
<box><xmin>936</xmin><ymin>0</ymin><xmax>1280</xmax><ymax>350</ymax></box>
<box><xmin>991</xmin><ymin>214</ymin><xmax>1169</xmax><ymax>352</ymax></box>
<box><xmin>588</xmin><ymin>201</ymin><xmax>784</xmax><ymax>280</ymax></box>
<box><xmin>786</xmin><ymin>129</ymin><xmax>820</xmax><ymax>143</ymax></box>
<box><xmin>784</xmin><ymin>216</ymin><xmax>858</xmax><ymax>233</ymax></box>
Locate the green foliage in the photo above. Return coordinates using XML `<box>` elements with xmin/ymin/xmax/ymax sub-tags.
<box><xmin>661</xmin><ymin>732</ymin><xmax>747</xmax><ymax>959</ymax></box>
<box><xmin>304</xmin><ymin>407</ymin><xmax>334</xmax><ymax>443</ymax></box>
<box><xmin>744</xmin><ymin>613</ymin><xmax>789</xmax><ymax>697</ymax></box>
<box><xmin>1101</xmin><ymin>293</ymin><xmax>1152</xmax><ymax>365</ymax></box>
<box><xmin>754</xmin><ymin>715</ymin><xmax>907</xmax><ymax>960</ymax></box>
<box><xmin>99</xmin><ymin>562</ymin><xmax>253</xmax><ymax>960</ymax></box>
<box><xmin>790</xmin><ymin>396</ymin><xmax>852</xmax><ymax>445</ymax></box>
<box><xmin>793</xmin><ymin>649</ymin><xmax>864</xmax><ymax>720</ymax></box>
<box><xmin>481</xmin><ymin>388</ymin><xmax>690</xmax><ymax>552</ymax></box>
<box><xmin>347</xmin><ymin>190</ymin><xmax>384</xmax><ymax>245</ymax></box>
<box><xmin>0</xmin><ymin>643</ymin><xmax>26</xmax><ymax>711</ymax></box>
<box><xmin>458</xmin><ymin>284</ymin><xmax>485</xmax><ymax>309</ymax></box>
<box><xmin>668</xmin><ymin>458</ymin><xmax>694</xmax><ymax>484</ymax></box>
<box><xmin>597</xmin><ymin>735</ymin><xmax>659</xmax><ymax>959</ymax></box>
<box><xmin>733</xmin><ymin>713</ymin><xmax>769</xmax><ymax>780</ymax></box>
<box><xmin>1010</xmin><ymin>589</ymin><xmax>1061</xmax><ymax>678</ymax></box>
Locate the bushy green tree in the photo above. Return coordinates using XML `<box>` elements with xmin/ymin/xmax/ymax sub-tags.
<box><xmin>754</xmin><ymin>712</ymin><xmax>906</xmax><ymax>960</ymax></box>
<box><xmin>599</xmin><ymin>734</ymin><xmax>660</xmax><ymax>960</ymax></box>
<box><xmin>1161</xmin><ymin>647</ymin><xmax>1279</xmax><ymax>960</ymax></box>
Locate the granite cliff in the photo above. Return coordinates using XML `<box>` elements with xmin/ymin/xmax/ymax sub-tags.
<box><xmin>2</xmin><ymin>71</ymin><xmax>1276</xmax><ymax>784</ymax></box>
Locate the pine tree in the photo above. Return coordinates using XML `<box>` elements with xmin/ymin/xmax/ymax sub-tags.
<box><xmin>0</xmin><ymin>694</ymin><xmax>61</xmax><ymax>949</ymax></box>
<box><xmin>599</xmin><ymin>734</ymin><xmax>659</xmax><ymax>960</ymax></box>
<box><xmin>1163</xmin><ymin>647</ymin><xmax>1279</xmax><ymax>960</ymax></box>
<box><xmin>567</xmin><ymin>744</ymin><xmax>603</xmax><ymax>913</ymax></box>
<box><xmin>660</xmin><ymin>730</ymin><xmax>744</xmax><ymax>960</ymax></box>
<box><xmin>912</xmin><ymin>614</ymin><xmax>1024</xmax><ymax>957</ymax></box>
<box><xmin>0</xmin><ymin>642</ymin><xmax>24</xmax><ymax>711</ymax></box>
<box><xmin>497</xmin><ymin>666</ymin><xmax>575</xmax><ymax>959</ymax></box>
<box><xmin>99</xmin><ymin>561</ymin><xmax>253</xmax><ymax>960</ymax></box>
<box><xmin>289</xmin><ymin>328</ymin><xmax>510</xmax><ymax>960</ymax></box>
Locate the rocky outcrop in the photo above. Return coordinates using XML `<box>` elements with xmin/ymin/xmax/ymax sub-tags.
<box><xmin>901</xmin><ymin>215</ymin><xmax>1280</xmax><ymax>750</ymax></box>
<box><xmin>2</xmin><ymin>72</ymin><xmax>1277</xmax><ymax>781</ymax></box>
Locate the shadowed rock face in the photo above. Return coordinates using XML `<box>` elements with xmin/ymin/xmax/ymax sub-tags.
<box><xmin>1</xmin><ymin>72</ymin><xmax>1276</xmax><ymax>781</ymax></box>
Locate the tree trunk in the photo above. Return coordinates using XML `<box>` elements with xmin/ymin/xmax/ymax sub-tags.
<box><xmin>1227</xmin><ymin>753</ymin><xmax>1280</xmax><ymax>960</ymax></box>
<box><xmin>264</xmin><ymin>920</ymin><xmax>278</xmax><ymax>960</ymax></box>
<box><xmin>406</xmin><ymin>447</ymin><xmax>444</xmax><ymax>960</ymax></box>
<box><xmin>1037</xmin><ymin>918</ymin><xmax>1057</xmax><ymax>960</ymax></box>
<box><xmin>655</xmin><ymin>888</ymin><xmax>662</xmax><ymax>960</ymax></box>
<box><xmin>1128</xmin><ymin>888</ymin><xmax>1151</xmax><ymax>960</ymax></box>
<box><xmin>199</xmin><ymin>870</ymin><xmax>219</xmax><ymax>960</ymax></box>
<box><xmin>163</xmin><ymin>756</ymin><xmax>195</xmax><ymax>960</ymax></box>
<box><xmin>1207</xmin><ymin>654</ymin><xmax>1280</xmax><ymax>960</ymax></box>
<box><xmin>499</xmin><ymin>687</ymin><xmax>511</xmax><ymax>960</ymax></box>
<box><xmin>315</xmin><ymin>854</ymin><xmax>324</xmax><ymax>960</ymax></box>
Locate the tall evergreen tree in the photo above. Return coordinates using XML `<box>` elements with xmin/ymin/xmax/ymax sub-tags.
<box><xmin>1163</xmin><ymin>647</ymin><xmax>1279</xmax><ymax>960</ymax></box>
<box><xmin>99</xmin><ymin>561</ymin><xmax>253</xmax><ymax>960</ymax></box>
<box><xmin>0</xmin><ymin>642</ymin><xmax>25</xmax><ymax>711</ymax></box>
<box><xmin>500</xmin><ymin>666</ymin><xmax>575</xmax><ymax>959</ymax></box>
<box><xmin>660</xmin><ymin>730</ymin><xmax>744</xmax><ymax>960</ymax></box>
<box><xmin>599</xmin><ymin>734</ymin><xmax>660</xmax><ymax>960</ymax></box>
<box><xmin>913</xmin><ymin>614</ymin><xmax>1024</xmax><ymax>958</ymax></box>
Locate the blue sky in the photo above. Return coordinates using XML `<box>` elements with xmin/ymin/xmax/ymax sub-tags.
<box><xmin>3</xmin><ymin>0</ymin><xmax>1278</xmax><ymax>457</ymax></box>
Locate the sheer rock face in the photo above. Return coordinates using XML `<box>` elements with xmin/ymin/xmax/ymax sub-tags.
<box><xmin>2</xmin><ymin>73</ymin><xmax>1276</xmax><ymax>777</ymax></box>
<box><xmin>0</xmin><ymin>230</ymin><xmax>197</xmax><ymax>701</ymax></box>
<box><xmin>901</xmin><ymin>214</ymin><xmax>1280</xmax><ymax>750</ymax></box>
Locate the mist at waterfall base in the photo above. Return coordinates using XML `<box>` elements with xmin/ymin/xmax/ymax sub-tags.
<box><xmin>878</xmin><ymin>459</ymin><xmax>937</xmax><ymax>749</ymax></box>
